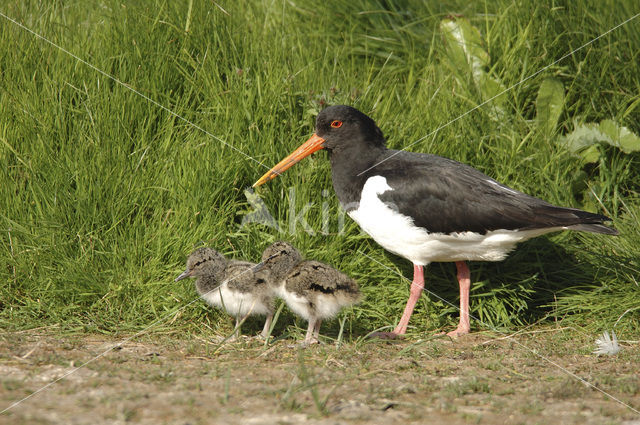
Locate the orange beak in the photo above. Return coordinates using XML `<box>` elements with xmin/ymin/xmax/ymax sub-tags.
<box><xmin>252</xmin><ymin>133</ymin><xmax>326</xmax><ymax>187</ymax></box>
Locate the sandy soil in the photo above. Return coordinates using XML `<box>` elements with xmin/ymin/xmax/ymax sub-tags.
<box><xmin>0</xmin><ymin>328</ymin><xmax>639</xmax><ymax>424</ymax></box>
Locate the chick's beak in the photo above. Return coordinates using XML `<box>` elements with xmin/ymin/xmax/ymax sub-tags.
<box><xmin>175</xmin><ymin>269</ymin><xmax>192</xmax><ymax>282</ymax></box>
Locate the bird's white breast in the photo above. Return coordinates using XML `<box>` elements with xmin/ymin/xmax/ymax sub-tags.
<box><xmin>201</xmin><ymin>282</ymin><xmax>271</xmax><ymax>317</ymax></box>
<box><xmin>277</xmin><ymin>283</ymin><xmax>345</xmax><ymax>321</ymax></box>
<box><xmin>348</xmin><ymin>176</ymin><xmax>561</xmax><ymax>265</ymax></box>
<box><xmin>278</xmin><ymin>286</ymin><xmax>313</xmax><ymax>321</ymax></box>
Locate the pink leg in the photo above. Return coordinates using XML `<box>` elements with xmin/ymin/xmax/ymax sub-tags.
<box><xmin>260</xmin><ymin>313</ymin><xmax>274</xmax><ymax>339</ymax></box>
<box><xmin>392</xmin><ymin>264</ymin><xmax>425</xmax><ymax>335</ymax></box>
<box><xmin>447</xmin><ymin>261</ymin><xmax>471</xmax><ymax>337</ymax></box>
<box><xmin>303</xmin><ymin>319</ymin><xmax>320</xmax><ymax>346</ymax></box>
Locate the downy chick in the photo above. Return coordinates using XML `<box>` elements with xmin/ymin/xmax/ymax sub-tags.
<box><xmin>176</xmin><ymin>247</ymin><xmax>274</xmax><ymax>338</ymax></box>
<box><xmin>261</xmin><ymin>242</ymin><xmax>361</xmax><ymax>345</ymax></box>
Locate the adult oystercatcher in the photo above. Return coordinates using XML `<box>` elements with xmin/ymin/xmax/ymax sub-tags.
<box><xmin>261</xmin><ymin>241</ymin><xmax>361</xmax><ymax>345</ymax></box>
<box><xmin>253</xmin><ymin>105</ymin><xmax>617</xmax><ymax>338</ymax></box>
<box><xmin>176</xmin><ymin>247</ymin><xmax>275</xmax><ymax>339</ymax></box>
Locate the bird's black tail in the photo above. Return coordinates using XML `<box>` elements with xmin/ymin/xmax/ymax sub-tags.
<box><xmin>548</xmin><ymin>207</ymin><xmax>618</xmax><ymax>235</ymax></box>
<box><xmin>567</xmin><ymin>223</ymin><xmax>619</xmax><ymax>235</ymax></box>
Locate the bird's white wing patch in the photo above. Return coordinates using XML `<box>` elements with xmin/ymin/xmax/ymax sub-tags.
<box><xmin>486</xmin><ymin>179</ymin><xmax>519</xmax><ymax>195</ymax></box>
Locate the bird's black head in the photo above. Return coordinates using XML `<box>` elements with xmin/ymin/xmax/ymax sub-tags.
<box><xmin>175</xmin><ymin>247</ymin><xmax>227</xmax><ymax>281</ymax></box>
<box><xmin>252</xmin><ymin>105</ymin><xmax>386</xmax><ymax>187</ymax></box>
<box><xmin>315</xmin><ymin>105</ymin><xmax>386</xmax><ymax>152</ymax></box>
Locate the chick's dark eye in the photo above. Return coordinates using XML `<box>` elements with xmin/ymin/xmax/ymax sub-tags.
<box><xmin>330</xmin><ymin>120</ymin><xmax>343</xmax><ymax>128</ymax></box>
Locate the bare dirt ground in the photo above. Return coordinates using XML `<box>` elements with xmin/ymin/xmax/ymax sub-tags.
<box><xmin>1</xmin><ymin>328</ymin><xmax>639</xmax><ymax>425</ymax></box>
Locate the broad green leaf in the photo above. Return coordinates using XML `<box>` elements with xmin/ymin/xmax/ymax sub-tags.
<box><xmin>579</xmin><ymin>144</ymin><xmax>601</xmax><ymax>163</ymax></box>
<box><xmin>560</xmin><ymin>119</ymin><xmax>640</xmax><ymax>162</ymax></box>
<box><xmin>536</xmin><ymin>78</ymin><xmax>564</xmax><ymax>136</ymax></box>
<box><xmin>598</xmin><ymin>119</ymin><xmax>640</xmax><ymax>153</ymax></box>
<box><xmin>440</xmin><ymin>17</ymin><xmax>489</xmax><ymax>80</ymax></box>
<box><xmin>477</xmin><ymin>73</ymin><xmax>507</xmax><ymax>118</ymax></box>
<box><xmin>561</xmin><ymin>122</ymin><xmax>607</xmax><ymax>163</ymax></box>
<box><xmin>440</xmin><ymin>17</ymin><xmax>506</xmax><ymax>119</ymax></box>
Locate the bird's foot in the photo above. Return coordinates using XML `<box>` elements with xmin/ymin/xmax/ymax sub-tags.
<box><xmin>292</xmin><ymin>337</ymin><xmax>320</xmax><ymax>348</ymax></box>
<box><xmin>446</xmin><ymin>328</ymin><xmax>469</xmax><ymax>338</ymax></box>
<box><xmin>303</xmin><ymin>336</ymin><xmax>320</xmax><ymax>346</ymax></box>
<box><xmin>252</xmin><ymin>333</ymin><xmax>271</xmax><ymax>341</ymax></box>
<box><xmin>257</xmin><ymin>328</ymin><xmax>275</xmax><ymax>340</ymax></box>
<box><xmin>436</xmin><ymin>325</ymin><xmax>470</xmax><ymax>338</ymax></box>
<box><xmin>367</xmin><ymin>331</ymin><xmax>404</xmax><ymax>340</ymax></box>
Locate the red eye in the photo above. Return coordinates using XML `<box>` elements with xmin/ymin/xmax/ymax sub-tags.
<box><xmin>330</xmin><ymin>120</ymin><xmax>343</xmax><ymax>128</ymax></box>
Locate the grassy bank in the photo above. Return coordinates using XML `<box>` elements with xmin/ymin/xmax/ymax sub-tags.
<box><xmin>1</xmin><ymin>0</ymin><xmax>639</xmax><ymax>338</ymax></box>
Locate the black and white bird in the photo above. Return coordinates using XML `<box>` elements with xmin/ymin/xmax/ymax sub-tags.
<box><xmin>253</xmin><ymin>105</ymin><xmax>618</xmax><ymax>338</ymax></box>
<box><xmin>261</xmin><ymin>241</ymin><xmax>362</xmax><ymax>345</ymax></box>
<box><xmin>175</xmin><ymin>247</ymin><xmax>275</xmax><ymax>339</ymax></box>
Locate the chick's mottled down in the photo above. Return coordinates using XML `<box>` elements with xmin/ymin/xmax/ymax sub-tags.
<box><xmin>261</xmin><ymin>241</ymin><xmax>303</xmax><ymax>284</ymax></box>
<box><xmin>283</xmin><ymin>260</ymin><xmax>361</xmax><ymax>321</ymax></box>
<box><xmin>261</xmin><ymin>242</ymin><xmax>361</xmax><ymax>344</ymax></box>
<box><xmin>176</xmin><ymin>247</ymin><xmax>275</xmax><ymax>338</ymax></box>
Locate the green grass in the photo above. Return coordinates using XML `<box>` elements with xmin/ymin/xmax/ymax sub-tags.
<box><xmin>1</xmin><ymin>0</ymin><xmax>639</xmax><ymax>338</ymax></box>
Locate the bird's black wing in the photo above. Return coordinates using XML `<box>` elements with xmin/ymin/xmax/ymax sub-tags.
<box><xmin>374</xmin><ymin>151</ymin><xmax>614</xmax><ymax>234</ymax></box>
